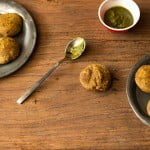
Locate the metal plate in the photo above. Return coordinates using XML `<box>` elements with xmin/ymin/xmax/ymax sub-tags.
<box><xmin>0</xmin><ymin>0</ymin><xmax>37</xmax><ymax>78</ymax></box>
<box><xmin>126</xmin><ymin>55</ymin><xmax>150</xmax><ymax>126</ymax></box>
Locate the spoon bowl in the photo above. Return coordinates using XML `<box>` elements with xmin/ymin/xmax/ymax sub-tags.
<box><xmin>65</xmin><ymin>37</ymin><xmax>86</xmax><ymax>60</ymax></box>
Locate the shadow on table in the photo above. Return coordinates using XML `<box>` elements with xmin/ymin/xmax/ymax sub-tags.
<box><xmin>130</xmin><ymin>12</ymin><xmax>150</xmax><ymax>33</ymax></box>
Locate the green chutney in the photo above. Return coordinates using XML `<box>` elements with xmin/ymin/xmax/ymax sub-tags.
<box><xmin>104</xmin><ymin>6</ymin><xmax>134</xmax><ymax>29</ymax></box>
<box><xmin>67</xmin><ymin>38</ymin><xmax>85</xmax><ymax>60</ymax></box>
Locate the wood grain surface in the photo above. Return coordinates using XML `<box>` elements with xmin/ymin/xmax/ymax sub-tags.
<box><xmin>1</xmin><ymin>0</ymin><xmax>150</xmax><ymax>149</ymax></box>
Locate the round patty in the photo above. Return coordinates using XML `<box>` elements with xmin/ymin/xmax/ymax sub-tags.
<box><xmin>0</xmin><ymin>37</ymin><xmax>20</xmax><ymax>64</ymax></box>
<box><xmin>135</xmin><ymin>65</ymin><xmax>150</xmax><ymax>93</ymax></box>
<box><xmin>0</xmin><ymin>13</ymin><xmax>22</xmax><ymax>37</ymax></box>
<box><xmin>80</xmin><ymin>64</ymin><xmax>111</xmax><ymax>91</ymax></box>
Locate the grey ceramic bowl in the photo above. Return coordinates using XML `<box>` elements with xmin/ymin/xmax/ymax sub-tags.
<box><xmin>0</xmin><ymin>0</ymin><xmax>37</xmax><ymax>78</ymax></box>
<box><xmin>126</xmin><ymin>55</ymin><xmax>150</xmax><ymax>126</ymax></box>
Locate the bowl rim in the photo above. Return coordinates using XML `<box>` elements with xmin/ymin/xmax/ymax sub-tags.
<box><xmin>98</xmin><ymin>0</ymin><xmax>141</xmax><ymax>31</ymax></box>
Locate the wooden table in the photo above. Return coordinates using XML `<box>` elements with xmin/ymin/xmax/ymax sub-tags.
<box><xmin>1</xmin><ymin>0</ymin><xmax>150</xmax><ymax>149</ymax></box>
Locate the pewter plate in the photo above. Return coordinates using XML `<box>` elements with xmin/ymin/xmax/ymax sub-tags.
<box><xmin>0</xmin><ymin>0</ymin><xmax>36</xmax><ymax>78</ymax></box>
<box><xmin>126</xmin><ymin>55</ymin><xmax>150</xmax><ymax>126</ymax></box>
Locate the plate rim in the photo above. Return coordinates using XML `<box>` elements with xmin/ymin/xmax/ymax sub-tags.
<box><xmin>0</xmin><ymin>0</ymin><xmax>37</xmax><ymax>78</ymax></box>
<box><xmin>126</xmin><ymin>55</ymin><xmax>150</xmax><ymax>126</ymax></box>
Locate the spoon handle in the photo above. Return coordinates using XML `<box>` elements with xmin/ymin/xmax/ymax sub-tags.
<box><xmin>17</xmin><ymin>58</ymin><xmax>66</xmax><ymax>104</ymax></box>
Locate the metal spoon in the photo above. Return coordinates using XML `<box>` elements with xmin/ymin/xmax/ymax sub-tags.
<box><xmin>17</xmin><ymin>37</ymin><xmax>86</xmax><ymax>104</ymax></box>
